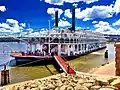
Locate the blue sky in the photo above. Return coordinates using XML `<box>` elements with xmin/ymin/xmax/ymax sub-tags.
<box><xmin>0</xmin><ymin>0</ymin><xmax>120</xmax><ymax>34</ymax></box>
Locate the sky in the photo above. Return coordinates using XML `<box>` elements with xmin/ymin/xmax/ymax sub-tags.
<box><xmin>0</xmin><ymin>0</ymin><xmax>120</xmax><ymax>34</ymax></box>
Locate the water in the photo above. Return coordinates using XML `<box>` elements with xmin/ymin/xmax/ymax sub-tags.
<box><xmin>69</xmin><ymin>44</ymin><xmax>115</xmax><ymax>72</ymax></box>
<box><xmin>0</xmin><ymin>42</ymin><xmax>115</xmax><ymax>84</ymax></box>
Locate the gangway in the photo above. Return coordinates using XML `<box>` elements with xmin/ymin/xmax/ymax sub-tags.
<box><xmin>54</xmin><ymin>56</ymin><xmax>76</xmax><ymax>75</ymax></box>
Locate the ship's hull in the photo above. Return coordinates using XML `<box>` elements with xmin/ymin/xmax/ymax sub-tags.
<box><xmin>10</xmin><ymin>46</ymin><xmax>106</xmax><ymax>64</ymax></box>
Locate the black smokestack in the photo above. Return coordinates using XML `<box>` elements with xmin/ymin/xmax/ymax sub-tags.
<box><xmin>72</xmin><ymin>6</ymin><xmax>75</xmax><ymax>32</ymax></box>
<box><xmin>55</xmin><ymin>10</ymin><xmax>58</xmax><ymax>27</ymax></box>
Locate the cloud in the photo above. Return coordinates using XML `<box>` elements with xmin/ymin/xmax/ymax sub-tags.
<box><xmin>20</xmin><ymin>23</ymin><xmax>26</xmax><ymax>27</ymax></box>
<box><xmin>78</xmin><ymin>5</ymin><xmax>114</xmax><ymax>21</ymax></box>
<box><xmin>114</xmin><ymin>0</ymin><xmax>120</xmax><ymax>14</ymax></box>
<box><xmin>64</xmin><ymin>8</ymin><xmax>82</xmax><ymax>18</ymax></box>
<box><xmin>58</xmin><ymin>19</ymin><xmax>71</xmax><ymax>27</ymax></box>
<box><xmin>112</xmin><ymin>19</ymin><xmax>120</xmax><ymax>26</ymax></box>
<box><xmin>65</xmin><ymin>5</ymin><xmax>114</xmax><ymax>21</ymax></box>
<box><xmin>47</xmin><ymin>8</ymin><xmax>63</xmax><ymax>19</ymax></box>
<box><xmin>64</xmin><ymin>9</ymin><xmax>72</xmax><ymax>18</ymax></box>
<box><xmin>67</xmin><ymin>0</ymin><xmax>99</xmax><ymax>4</ymax></box>
<box><xmin>26</xmin><ymin>28</ymin><xmax>33</xmax><ymax>32</ymax></box>
<box><xmin>44</xmin><ymin>0</ymin><xmax>99</xmax><ymax>5</ymax></box>
<box><xmin>0</xmin><ymin>6</ymin><xmax>6</xmax><ymax>12</ymax></box>
<box><xmin>45</xmin><ymin>0</ymin><xmax>64</xmax><ymax>5</ymax></box>
<box><xmin>83</xmin><ymin>0</ymin><xmax>99</xmax><ymax>4</ymax></box>
<box><xmin>76</xmin><ymin>27</ymin><xmax>82</xmax><ymax>29</ymax></box>
<box><xmin>92</xmin><ymin>21</ymin><xmax>98</xmax><ymax>24</ymax></box>
<box><xmin>93</xmin><ymin>21</ymin><xmax>119</xmax><ymax>35</ymax></box>
<box><xmin>0</xmin><ymin>19</ymin><xmax>26</xmax><ymax>33</ymax></box>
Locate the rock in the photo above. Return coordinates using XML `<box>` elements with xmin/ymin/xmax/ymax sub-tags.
<box><xmin>82</xmin><ymin>82</ymin><xmax>93</xmax><ymax>89</ymax></box>
<box><xmin>107</xmin><ymin>78</ymin><xmax>117</xmax><ymax>83</ymax></box>
<box><xmin>77</xmin><ymin>79</ymin><xmax>86</xmax><ymax>84</ymax></box>
<box><xmin>99</xmin><ymin>87</ymin><xmax>115</xmax><ymax>90</ymax></box>
<box><xmin>74</xmin><ymin>85</ymin><xmax>89</xmax><ymax>90</ymax></box>
<box><xmin>64</xmin><ymin>81</ymin><xmax>70</xmax><ymax>85</ymax></box>
<box><xmin>72</xmin><ymin>78</ymin><xmax>78</xmax><ymax>83</ymax></box>
<box><xmin>40</xmin><ymin>86</ymin><xmax>48</xmax><ymax>90</ymax></box>
<box><xmin>30</xmin><ymin>83</ymin><xmax>38</xmax><ymax>88</ymax></box>
<box><xmin>59</xmin><ymin>85</ymin><xmax>67</xmax><ymax>90</ymax></box>
<box><xmin>61</xmin><ymin>78</ymin><xmax>67</xmax><ymax>83</ymax></box>
<box><xmin>0</xmin><ymin>87</ymin><xmax>4</xmax><ymax>90</ymax></box>
<box><xmin>55</xmin><ymin>87</ymin><xmax>60</xmax><ymax>90</ymax></box>
<box><xmin>69</xmin><ymin>82</ymin><xmax>76</xmax><ymax>87</ymax></box>
<box><xmin>51</xmin><ymin>77</ymin><xmax>59</xmax><ymax>80</ymax></box>
<box><xmin>105</xmin><ymin>85</ymin><xmax>118</xmax><ymax>90</ymax></box>
<box><xmin>12</xmin><ymin>85</ymin><xmax>20</xmax><ymax>90</ymax></box>
<box><xmin>95</xmin><ymin>78</ymin><xmax>109</xmax><ymax>86</ymax></box>
<box><xmin>52</xmin><ymin>80</ymin><xmax>62</xmax><ymax>87</ymax></box>
<box><xmin>2</xmin><ymin>73</ymin><xmax>120</xmax><ymax>90</ymax></box>
<box><xmin>24</xmin><ymin>87</ymin><xmax>31</xmax><ymax>90</ymax></box>
<box><xmin>66</xmin><ymin>86</ymin><xmax>74</xmax><ymax>90</ymax></box>
<box><xmin>19</xmin><ymin>86</ymin><xmax>25</xmax><ymax>90</ymax></box>
<box><xmin>90</xmin><ymin>85</ymin><xmax>101</xmax><ymax>90</ymax></box>
<box><xmin>47</xmin><ymin>83</ymin><xmax>55</xmax><ymax>89</ymax></box>
<box><xmin>30</xmin><ymin>88</ymin><xmax>38</xmax><ymax>90</ymax></box>
<box><xmin>110</xmin><ymin>79</ymin><xmax>120</xmax><ymax>89</ymax></box>
<box><xmin>86</xmin><ymin>79</ymin><xmax>95</xmax><ymax>83</ymax></box>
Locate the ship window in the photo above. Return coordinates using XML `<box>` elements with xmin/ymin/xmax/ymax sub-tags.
<box><xmin>31</xmin><ymin>38</ymin><xmax>35</xmax><ymax>41</ymax></box>
<box><xmin>40</xmin><ymin>38</ymin><xmax>45</xmax><ymax>43</ymax></box>
<box><xmin>75</xmin><ymin>45</ymin><xmax>77</xmax><ymax>51</ymax></box>
<box><xmin>46</xmin><ymin>38</ymin><xmax>49</xmax><ymax>43</ymax></box>
<box><xmin>36</xmin><ymin>38</ymin><xmax>39</xmax><ymax>41</ymax></box>
<box><xmin>79</xmin><ymin>44</ymin><xmax>81</xmax><ymax>51</ymax></box>
<box><xmin>53</xmin><ymin>38</ymin><xmax>59</xmax><ymax>43</ymax></box>
<box><xmin>77</xmin><ymin>39</ymin><xmax>79</xmax><ymax>43</ymax></box>
<box><xmin>73</xmin><ymin>34</ymin><xmax>76</xmax><ymax>36</ymax></box>
<box><xmin>70</xmin><ymin>39</ymin><xmax>73</xmax><ymax>43</ymax></box>
<box><xmin>65</xmin><ymin>38</ymin><xmax>69</xmax><ymax>43</ymax></box>
<box><xmin>60</xmin><ymin>38</ymin><xmax>64</xmax><ymax>43</ymax></box>
<box><xmin>85</xmin><ymin>44</ymin><xmax>86</xmax><ymax>50</ymax></box>
<box><xmin>74</xmin><ymin>39</ymin><xmax>76</xmax><ymax>43</ymax></box>
<box><xmin>64</xmin><ymin>34</ymin><xmax>67</xmax><ymax>37</ymax></box>
<box><xmin>61</xmin><ymin>30</ymin><xmax>64</xmax><ymax>33</ymax></box>
<box><xmin>82</xmin><ymin>44</ymin><xmax>84</xmax><ymax>50</ymax></box>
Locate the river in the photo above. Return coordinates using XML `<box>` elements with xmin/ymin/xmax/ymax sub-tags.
<box><xmin>0</xmin><ymin>42</ymin><xmax>115</xmax><ymax>84</ymax></box>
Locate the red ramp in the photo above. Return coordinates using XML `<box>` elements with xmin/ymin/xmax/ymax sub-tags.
<box><xmin>54</xmin><ymin>56</ymin><xmax>76</xmax><ymax>75</ymax></box>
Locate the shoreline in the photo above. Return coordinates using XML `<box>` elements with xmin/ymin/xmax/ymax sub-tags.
<box><xmin>2</xmin><ymin>72</ymin><xmax>120</xmax><ymax>90</ymax></box>
<box><xmin>1</xmin><ymin>60</ymin><xmax>119</xmax><ymax>90</ymax></box>
<box><xmin>89</xmin><ymin>61</ymin><xmax>115</xmax><ymax>75</ymax></box>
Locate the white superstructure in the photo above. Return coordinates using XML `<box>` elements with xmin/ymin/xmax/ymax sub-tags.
<box><xmin>25</xmin><ymin>28</ymin><xmax>106</xmax><ymax>56</ymax></box>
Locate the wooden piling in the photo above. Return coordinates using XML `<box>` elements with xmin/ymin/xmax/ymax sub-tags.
<box><xmin>114</xmin><ymin>44</ymin><xmax>120</xmax><ymax>76</ymax></box>
<box><xmin>1</xmin><ymin>64</ymin><xmax>10</xmax><ymax>85</ymax></box>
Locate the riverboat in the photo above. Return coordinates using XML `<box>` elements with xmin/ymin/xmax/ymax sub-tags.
<box><xmin>10</xmin><ymin>5</ymin><xmax>107</xmax><ymax>61</ymax></box>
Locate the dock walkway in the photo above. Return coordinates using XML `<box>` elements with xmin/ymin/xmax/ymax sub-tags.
<box><xmin>54</xmin><ymin>56</ymin><xmax>76</xmax><ymax>75</ymax></box>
